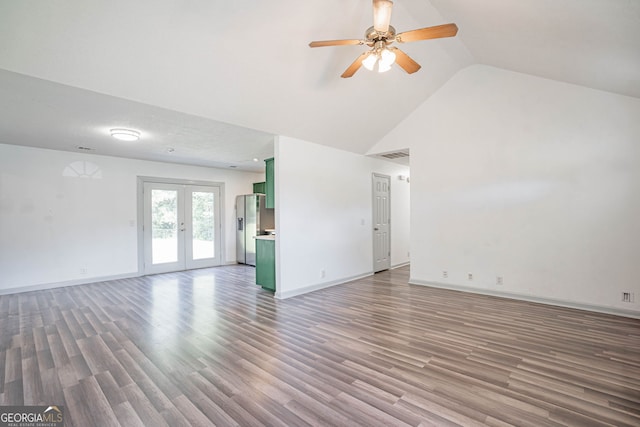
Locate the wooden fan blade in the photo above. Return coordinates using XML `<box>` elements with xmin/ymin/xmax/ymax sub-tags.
<box><xmin>341</xmin><ymin>52</ymin><xmax>369</xmax><ymax>78</ymax></box>
<box><xmin>391</xmin><ymin>48</ymin><xmax>421</xmax><ymax>74</ymax></box>
<box><xmin>309</xmin><ymin>39</ymin><xmax>363</xmax><ymax>48</ymax></box>
<box><xmin>395</xmin><ymin>23</ymin><xmax>458</xmax><ymax>43</ymax></box>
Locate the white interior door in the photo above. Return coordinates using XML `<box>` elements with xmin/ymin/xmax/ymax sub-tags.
<box><xmin>143</xmin><ymin>182</ymin><xmax>221</xmax><ymax>274</ymax></box>
<box><xmin>373</xmin><ymin>173</ymin><xmax>391</xmax><ymax>272</ymax></box>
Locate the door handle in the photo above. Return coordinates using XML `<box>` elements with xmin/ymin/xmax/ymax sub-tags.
<box><xmin>374</xmin><ymin>227</ymin><xmax>379</xmax><ymax>231</ymax></box>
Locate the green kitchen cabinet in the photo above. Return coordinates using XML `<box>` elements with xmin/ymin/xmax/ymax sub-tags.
<box><xmin>265</xmin><ymin>157</ymin><xmax>275</xmax><ymax>209</ymax></box>
<box><xmin>255</xmin><ymin>237</ymin><xmax>275</xmax><ymax>291</ymax></box>
<box><xmin>253</xmin><ymin>181</ymin><xmax>266</xmax><ymax>194</ymax></box>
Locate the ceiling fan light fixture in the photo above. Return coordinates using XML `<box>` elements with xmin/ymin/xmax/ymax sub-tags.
<box><xmin>362</xmin><ymin>47</ymin><xmax>396</xmax><ymax>73</ymax></box>
<box><xmin>373</xmin><ymin>0</ymin><xmax>393</xmax><ymax>33</ymax></box>
<box><xmin>379</xmin><ymin>48</ymin><xmax>396</xmax><ymax>67</ymax></box>
<box><xmin>110</xmin><ymin>128</ymin><xmax>140</xmax><ymax>141</ymax></box>
<box><xmin>362</xmin><ymin>51</ymin><xmax>378</xmax><ymax>71</ymax></box>
<box><xmin>377</xmin><ymin>60</ymin><xmax>393</xmax><ymax>73</ymax></box>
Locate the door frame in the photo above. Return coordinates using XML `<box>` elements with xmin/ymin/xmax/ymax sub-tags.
<box><xmin>136</xmin><ymin>176</ymin><xmax>226</xmax><ymax>274</ymax></box>
<box><xmin>372</xmin><ymin>173</ymin><xmax>391</xmax><ymax>272</ymax></box>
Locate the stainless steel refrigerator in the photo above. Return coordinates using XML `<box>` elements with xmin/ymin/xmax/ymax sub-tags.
<box><xmin>236</xmin><ymin>194</ymin><xmax>274</xmax><ymax>266</ymax></box>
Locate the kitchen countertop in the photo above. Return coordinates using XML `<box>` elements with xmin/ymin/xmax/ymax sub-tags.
<box><xmin>255</xmin><ymin>235</ymin><xmax>275</xmax><ymax>241</ymax></box>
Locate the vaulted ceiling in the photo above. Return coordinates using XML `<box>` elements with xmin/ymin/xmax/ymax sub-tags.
<box><xmin>0</xmin><ymin>0</ymin><xmax>638</xmax><ymax>170</ymax></box>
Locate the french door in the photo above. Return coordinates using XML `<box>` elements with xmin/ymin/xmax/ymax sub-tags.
<box><xmin>143</xmin><ymin>182</ymin><xmax>222</xmax><ymax>274</ymax></box>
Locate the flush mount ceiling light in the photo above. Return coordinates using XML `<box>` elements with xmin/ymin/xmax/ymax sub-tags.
<box><xmin>110</xmin><ymin>128</ymin><xmax>140</xmax><ymax>141</ymax></box>
<box><xmin>309</xmin><ymin>0</ymin><xmax>458</xmax><ymax>78</ymax></box>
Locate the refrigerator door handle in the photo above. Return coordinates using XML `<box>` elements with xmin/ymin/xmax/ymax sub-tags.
<box><xmin>238</xmin><ymin>217</ymin><xmax>244</xmax><ymax>231</ymax></box>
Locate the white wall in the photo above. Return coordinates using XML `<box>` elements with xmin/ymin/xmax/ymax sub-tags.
<box><xmin>0</xmin><ymin>143</ymin><xmax>263</xmax><ymax>293</ymax></box>
<box><xmin>275</xmin><ymin>135</ymin><xmax>410</xmax><ymax>299</ymax></box>
<box><xmin>370</xmin><ymin>65</ymin><xmax>640</xmax><ymax>316</ymax></box>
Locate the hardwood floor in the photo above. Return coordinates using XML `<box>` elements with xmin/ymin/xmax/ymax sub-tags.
<box><xmin>1</xmin><ymin>265</ymin><xmax>639</xmax><ymax>426</ymax></box>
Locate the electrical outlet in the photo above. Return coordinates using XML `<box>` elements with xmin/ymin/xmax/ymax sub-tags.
<box><xmin>442</xmin><ymin>270</ymin><xmax>448</xmax><ymax>279</ymax></box>
<box><xmin>622</xmin><ymin>292</ymin><xmax>634</xmax><ymax>303</ymax></box>
<box><xmin>80</xmin><ymin>267</ymin><xmax>87</xmax><ymax>275</ymax></box>
<box><xmin>320</xmin><ymin>269</ymin><xmax>326</xmax><ymax>279</ymax></box>
<box><xmin>467</xmin><ymin>272</ymin><xmax>473</xmax><ymax>281</ymax></box>
<box><xmin>496</xmin><ymin>276</ymin><xmax>503</xmax><ymax>285</ymax></box>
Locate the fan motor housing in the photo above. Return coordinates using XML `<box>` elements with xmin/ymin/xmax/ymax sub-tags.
<box><xmin>365</xmin><ymin>25</ymin><xmax>396</xmax><ymax>44</ymax></box>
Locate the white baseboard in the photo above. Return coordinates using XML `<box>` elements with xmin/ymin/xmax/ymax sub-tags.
<box><xmin>391</xmin><ymin>262</ymin><xmax>410</xmax><ymax>269</ymax></box>
<box><xmin>275</xmin><ymin>272</ymin><xmax>374</xmax><ymax>300</ymax></box>
<box><xmin>0</xmin><ymin>272</ymin><xmax>141</xmax><ymax>296</ymax></box>
<box><xmin>410</xmin><ymin>278</ymin><xmax>640</xmax><ymax>319</ymax></box>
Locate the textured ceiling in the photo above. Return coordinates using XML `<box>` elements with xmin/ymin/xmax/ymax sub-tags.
<box><xmin>0</xmin><ymin>69</ymin><xmax>274</xmax><ymax>171</ymax></box>
<box><xmin>0</xmin><ymin>0</ymin><xmax>637</xmax><ymax>169</ymax></box>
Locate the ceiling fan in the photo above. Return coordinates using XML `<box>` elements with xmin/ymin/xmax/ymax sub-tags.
<box><xmin>309</xmin><ymin>0</ymin><xmax>458</xmax><ymax>78</ymax></box>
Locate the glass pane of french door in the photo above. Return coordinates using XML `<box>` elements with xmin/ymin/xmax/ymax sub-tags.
<box><xmin>151</xmin><ymin>189</ymin><xmax>179</xmax><ymax>264</ymax></box>
<box><xmin>144</xmin><ymin>183</ymin><xmax>185</xmax><ymax>274</ymax></box>
<box><xmin>191</xmin><ymin>191</ymin><xmax>215</xmax><ymax>260</ymax></box>
<box><xmin>185</xmin><ymin>185</ymin><xmax>221</xmax><ymax>270</ymax></box>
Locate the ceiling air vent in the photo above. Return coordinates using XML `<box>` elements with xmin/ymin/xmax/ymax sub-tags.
<box><xmin>371</xmin><ymin>149</ymin><xmax>409</xmax><ymax>165</ymax></box>
<box><xmin>380</xmin><ymin>151</ymin><xmax>409</xmax><ymax>159</ymax></box>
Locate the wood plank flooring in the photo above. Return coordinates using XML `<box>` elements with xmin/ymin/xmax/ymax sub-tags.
<box><xmin>1</xmin><ymin>265</ymin><xmax>639</xmax><ymax>426</ymax></box>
